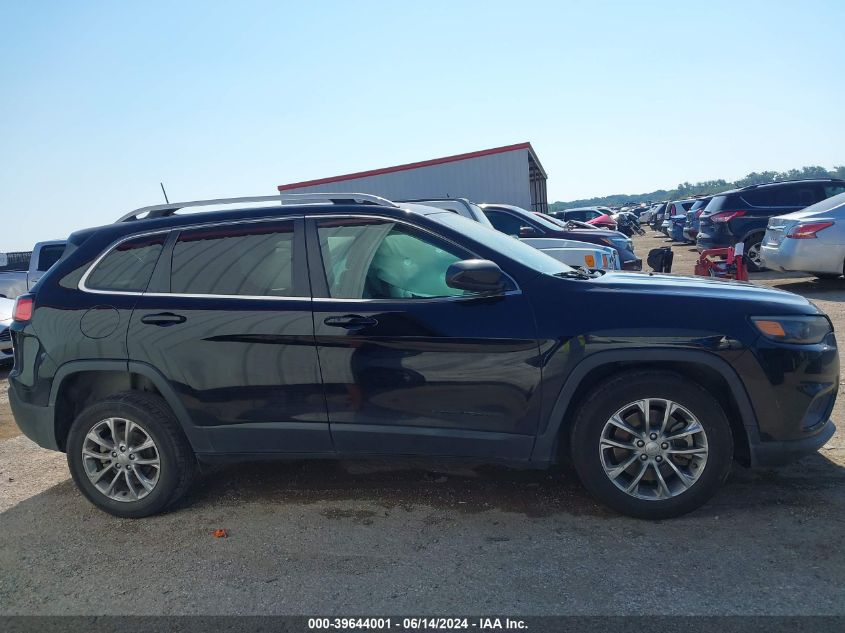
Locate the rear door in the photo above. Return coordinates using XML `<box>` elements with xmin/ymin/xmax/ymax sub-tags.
<box><xmin>307</xmin><ymin>215</ymin><xmax>541</xmax><ymax>460</ymax></box>
<box><xmin>127</xmin><ymin>217</ymin><xmax>331</xmax><ymax>454</ymax></box>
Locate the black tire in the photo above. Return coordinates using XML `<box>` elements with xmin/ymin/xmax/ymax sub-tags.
<box><xmin>570</xmin><ymin>371</ymin><xmax>733</xmax><ymax>520</ymax></box>
<box><xmin>66</xmin><ymin>391</ymin><xmax>196</xmax><ymax>518</ymax></box>
<box><xmin>744</xmin><ymin>234</ymin><xmax>766</xmax><ymax>272</ymax></box>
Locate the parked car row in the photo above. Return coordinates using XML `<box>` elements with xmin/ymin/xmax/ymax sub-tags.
<box><xmin>6</xmin><ymin>191</ymin><xmax>837</xmax><ymax>522</ymax></box>
<box><xmin>640</xmin><ymin>178</ymin><xmax>845</xmax><ymax>274</ymax></box>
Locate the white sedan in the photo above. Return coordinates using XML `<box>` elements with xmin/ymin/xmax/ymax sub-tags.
<box><xmin>0</xmin><ymin>297</ymin><xmax>14</xmax><ymax>364</ymax></box>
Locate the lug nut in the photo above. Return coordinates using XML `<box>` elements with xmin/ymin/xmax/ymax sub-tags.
<box><xmin>649</xmin><ymin>433</ymin><xmax>658</xmax><ymax>440</ymax></box>
<box><xmin>115</xmin><ymin>464</ymin><xmax>121</xmax><ymax>469</ymax></box>
<box><xmin>111</xmin><ymin>452</ymin><xmax>117</xmax><ymax>458</ymax></box>
<box><xmin>640</xmin><ymin>454</ymin><xmax>648</xmax><ymax>461</ymax></box>
<box><xmin>661</xmin><ymin>442</ymin><xmax>669</xmax><ymax>450</ymax></box>
<box><xmin>636</xmin><ymin>440</ymin><xmax>645</xmax><ymax>448</ymax></box>
<box><xmin>129</xmin><ymin>454</ymin><xmax>135</xmax><ymax>460</ymax></box>
<box><xmin>655</xmin><ymin>456</ymin><xmax>663</xmax><ymax>462</ymax></box>
<box><xmin>120</xmin><ymin>445</ymin><xmax>126</xmax><ymax>452</ymax></box>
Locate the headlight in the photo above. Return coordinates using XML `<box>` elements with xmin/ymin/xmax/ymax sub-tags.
<box><xmin>751</xmin><ymin>316</ymin><xmax>832</xmax><ymax>344</ymax></box>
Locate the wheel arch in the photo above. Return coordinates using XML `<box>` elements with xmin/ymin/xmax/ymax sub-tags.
<box><xmin>49</xmin><ymin>360</ymin><xmax>210</xmax><ymax>452</ymax></box>
<box><xmin>532</xmin><ymin>349</ymin><xmax>756</xmax><ymax>467</ymax></box>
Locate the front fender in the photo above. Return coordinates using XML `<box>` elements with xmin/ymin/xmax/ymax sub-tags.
<box><xmin>530</xmin><ymin>348</ymin><xmax>758</xmax><ymax>464</ymax></box>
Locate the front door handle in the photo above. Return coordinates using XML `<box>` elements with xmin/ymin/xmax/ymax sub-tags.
<box><xmin>140</xmin><ymin>312</ymin><xmax>187</xmax><ymax>327</ymax></box>
<box><xmin>323</xmin><ymin>314</ymin><xmax>378</xmax><ymax>329</ymax></box>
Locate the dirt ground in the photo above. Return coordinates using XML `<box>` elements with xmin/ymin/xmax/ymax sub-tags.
<box><xmin>0</xmin><ymin>232</ymin><xmax>843</xmax><ymax>616</ymax></box>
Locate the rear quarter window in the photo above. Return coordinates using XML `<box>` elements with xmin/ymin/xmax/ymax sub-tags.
<box><xmin>702</xmin><ymin>195</ymin><xmax>737</xmax><ymax>214</ymax></box>
<box><xmin>84</xmin><ymin>234</ymin><xmax>166</xmax><ymax>292</ymax></box>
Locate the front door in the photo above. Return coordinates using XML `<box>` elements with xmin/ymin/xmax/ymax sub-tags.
<box><xmin>308</xmin><ymin>216</ymin><xmax>541</xmax><ymax>460</ymax></box>
<box><xmin>128</xmin><ymin>217</ymin><xmax>331</xmax><ymax>454</ymax></box>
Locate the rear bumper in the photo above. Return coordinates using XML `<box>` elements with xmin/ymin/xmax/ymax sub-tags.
<box><xmin>748</xmin><ymin>419</ymin><xmax>835</xmax><ymax>467</ymax></box>
<box><xmin>696</xmin><ymin>232</ymin><xmax>735</xmax><ymax>252</ymax></box>
<box><xmin>8</xmin><ymin>380</ymin><xmax>59</xmax><ymax>450</ymax></box>
<box><xmin>760</xmin><ymin>240</ymin><xmax>845</xmax><ymax>275</ymax></box>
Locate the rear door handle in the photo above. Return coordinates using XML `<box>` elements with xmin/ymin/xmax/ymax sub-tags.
<box><xmin>140</xmin><ymin>312</ymin><xmax>187</xmax><ymax>327</ymax></box>
<box><xmin>323</xmin><ymin>315</ymin><xmax>378</xmax><ymax>329</ymax></box>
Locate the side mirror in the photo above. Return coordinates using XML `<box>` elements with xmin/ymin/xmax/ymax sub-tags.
<box><xmin>518</xmin><ymin>226</ymin><xmax>539</xmax><ymax>238</ymax></box>
<box><xmin>446</xmin><ymin>259</ymin><xmax>506</xmax><ymax>293</ymax></box>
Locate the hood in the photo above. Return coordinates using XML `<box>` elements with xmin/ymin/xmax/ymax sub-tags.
<box><xmin>0</xmin><ymin>297</ymin><xmax>14</xmax><ymax>323</ymax></box>
<box><xmin>523</xmin><ymin>237</ymin><xmax>614</xmax><ymax>254</ymax></box>
<box><xmin>588</xmin><ymin>271</ymin><xmax>819</xmax><ymax>314</ymax></box>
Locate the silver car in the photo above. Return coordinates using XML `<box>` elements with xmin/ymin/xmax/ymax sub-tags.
<box><xmin>761</xmin><ymin>192</ymin><xmax>845</xmax><ymax>278</ymax></box>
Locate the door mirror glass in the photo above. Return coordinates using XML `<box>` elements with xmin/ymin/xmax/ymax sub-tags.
<box><xmin>518</xmin><ymin>226</ymin><xmax>539</xmax><ymax>238</ymax></box>
<box><xmin>445</xmin><ymin>259</ymin><xmax>505</xmax><ymax>293</ymax></box>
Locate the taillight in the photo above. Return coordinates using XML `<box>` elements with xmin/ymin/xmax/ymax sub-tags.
<box><xmin>13</xmin><ymin>295</ymin><xmax>33</xmax><ymax>322</ymax></box>
<box><xmin>710</xmin><ymin>210</ymin><xmax>746</xmax><ymax>223</ymax></box>
<box><xmin>786</xmin><ymin>221</ymin><xmax>834</xmax><ymax>239</ymax></box>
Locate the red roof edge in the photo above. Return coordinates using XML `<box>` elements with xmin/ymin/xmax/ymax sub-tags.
<box><xmin>277</xmin><ymin>142</ymin><xmax>534</xmax><ymax>191</ymax></box>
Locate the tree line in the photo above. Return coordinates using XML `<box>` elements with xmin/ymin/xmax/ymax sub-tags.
<box><xmin>549</xmin><ymin>165</ymin><xmax>845</xmax><ymax>211</ymax></box>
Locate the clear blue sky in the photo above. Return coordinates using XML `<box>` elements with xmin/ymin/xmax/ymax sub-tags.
<box><xmin>1</xmin><ymin>0</ymin><xmax>843</xmax><ymax>250</ymax></box>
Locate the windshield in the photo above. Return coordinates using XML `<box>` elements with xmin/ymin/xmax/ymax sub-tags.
<box><xmin>429</xmin><ymin>212</ymin><xmax>574</xmax><ymax>275</ymax></box>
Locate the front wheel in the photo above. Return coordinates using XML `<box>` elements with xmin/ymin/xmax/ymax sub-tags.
<box><xmin>66</xmin><ymin>391</ymin><xmax>196</xmax><ymax>518</ymax></box>
<box><xmin>570</xmin><ymin>371</ymin><xmax>734</xmax><ymax>519</ymax></box>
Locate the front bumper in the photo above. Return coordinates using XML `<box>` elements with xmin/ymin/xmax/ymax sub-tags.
<box><xmin>760</xmin><ymin>240</ymin><xmax>845</xmax><ymax>275</ymax></box>
<box><xmin>0</xmin><ymin>325</ymin><xmax>12</xmax><ymax>364</ymax></box>
<box><xmin>621</xmin><ymin>257</ymin><xmax>643</xmax><ymax>271</ymax></box>
<box><xmin>748</xmin><ymin>419</ymin><xmax>835</xmax><ymax>467</ymax></box>
<box><xmin>8</xmin><ymin>380</ymin><xmax>59</xmax><ymax>450</ymax></box>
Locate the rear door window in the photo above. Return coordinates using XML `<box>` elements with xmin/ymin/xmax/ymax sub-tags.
<box><xmin>823</xmin><ymin>184</ymin><xmax>845</xmax><ymax>199</ymax></box>
<box><xmin>772</xmin><ymin>185</ymin><xmax>818</xmax><ymax>207</ymax></box>
<box><xmin>86</xmin><ymin>234</ymin><xmax>166</xmax><ymax>292</ymax></box>
<box><xmin>170</xmin><ymin>221</ymin><xmax>297</xmax><ymax>297</ymax></box>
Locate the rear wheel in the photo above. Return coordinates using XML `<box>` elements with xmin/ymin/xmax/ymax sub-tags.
<box><xmin>67</xmin><ymin>391</ymin><xmax>196</xmax><ymax>518</ymax></box>
<box><xmin>570</xmin><ymin>371</ymin><xmax>733</xmax><ymax>519</ymax></box>
<box><xmin>744</xmin><ymin>234</ymin><xmax>766</xmax><ymax>272</ymax></box>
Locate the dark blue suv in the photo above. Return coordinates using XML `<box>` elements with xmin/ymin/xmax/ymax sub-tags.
<box><xmin>697</xmin><ymin>179</ymin><xmax>845</xmax><ymax>271</ymax></box>
<box><xmin>7</xmin><ymin>194</ymin><xmax>838</xmax><ymax>519</ymax></box>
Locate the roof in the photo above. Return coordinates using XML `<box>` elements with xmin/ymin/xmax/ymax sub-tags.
<box><xmin>277</xmin><ymin>142</ymin><xmax>546</xmax><ymax>191</ymax></box>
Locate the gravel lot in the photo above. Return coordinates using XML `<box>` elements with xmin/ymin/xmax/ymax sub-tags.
<box><xmin>1</xmin><ymin>230</ymin><xmax>844</xmax><ymax>616</ymax></box>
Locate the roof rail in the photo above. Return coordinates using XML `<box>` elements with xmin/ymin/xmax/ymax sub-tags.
<box><xmin>115</xmin><ymin>192</ymin><xmax>398</xmax><ymax>223</ymax></box>
<box><xmin>738</xmin><ymin>177</ymin><xmax>845</xmax><ymax>191</ymax></box>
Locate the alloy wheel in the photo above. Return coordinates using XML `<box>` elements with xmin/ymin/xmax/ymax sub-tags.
<box><xmin>599</xmin><ymin>399</ymin><xmax>708</xmax><ymax>500</ymax></box>
<box><xmin>81</xmin><ymin>417</ymin><xmax>161</xmax><ymax>502</ymax></box>
<box><xmin>746</xmin><ymin>241</ymin><xmax>763</xmax><ymax>268</ymax></box>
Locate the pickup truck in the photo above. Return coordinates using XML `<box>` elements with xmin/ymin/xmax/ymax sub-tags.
<box><xmin>398</xmin><ymin>198</ymin><xmax>620</xmax><ymax>271</ymax></box>
<box><xmin>0</xmin><ymin>240</ymin><xmax>67</xmax><ymax>298</ymax></box>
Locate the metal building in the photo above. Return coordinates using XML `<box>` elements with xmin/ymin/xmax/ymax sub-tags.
<box><xmin>276</xmin><ymin>142</ymin><xmax>549</xmax><ymax>212</ymax></box>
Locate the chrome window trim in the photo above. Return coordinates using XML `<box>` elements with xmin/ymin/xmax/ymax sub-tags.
<box><xmin>78</xmin><ymin>212</ymin><xmax>522</xmax><ymax>302</ymax></box>
<box><xmin>307</xmin><ymin>212</ymin><xmax>522</xmax><ymax>300</ymax></box>
<box><xmin>78</xmin><ymin>216</ymin><xmax>305</xmax><ymax>298</ymax></box>
<box><xmin>78</xmin><ymin>227</ymin><xmax>172</xmax><ymax>296</ymax></box>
